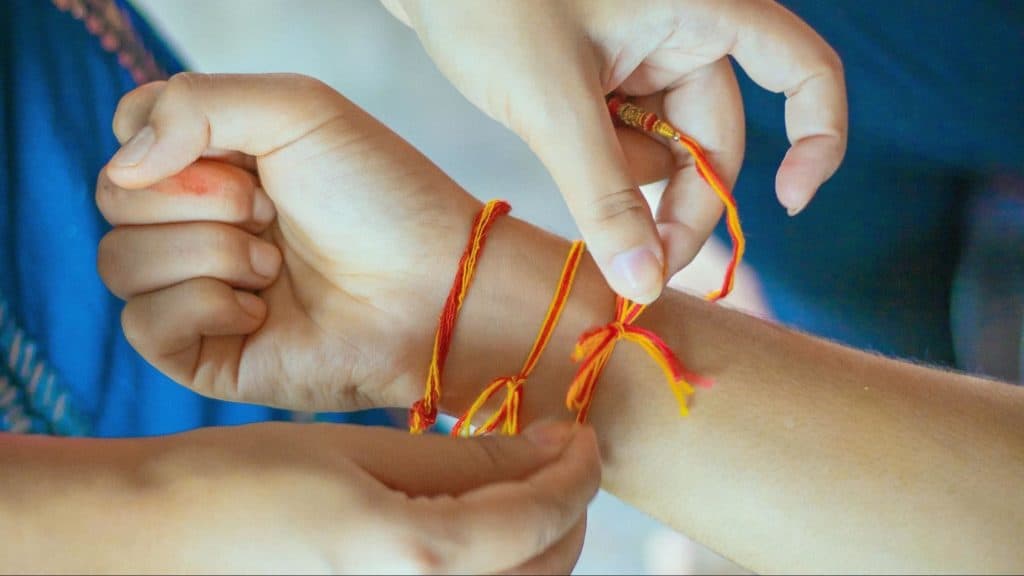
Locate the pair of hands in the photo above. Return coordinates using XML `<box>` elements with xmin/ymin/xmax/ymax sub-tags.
<box><xmin>103</xmin><ymin>421</ymin><xmax>595</xmax><ymax>574</ymax></box>
<box><xmin>96</xmin><ymin>0</ymin><xmax>847</xmax><ymax>570</ymax></box>
<box><xmin>98</xmin><ymin>0</ymin><xmax>850</xmax><ymax>415</ymax></box>
<box><xmin>97</xmin><ymin>73</ymin><xmax>598</xmax><ymax>574</ymax></box>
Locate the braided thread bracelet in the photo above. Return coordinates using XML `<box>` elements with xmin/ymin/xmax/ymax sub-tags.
<box><xmin>451</xmin><ymin>240</ymin><xmax>586</xmax><ymax>437</ymax></box>
<box><xmin>408</xmin><ymin>200</ymin><xmax>511</xmax><ymax>434</ymax></box>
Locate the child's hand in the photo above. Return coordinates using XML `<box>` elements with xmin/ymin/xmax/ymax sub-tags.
<box><xmin>98</xmin><ymin>73</ymin><xmax>487</xmax><ymax>412</ymax></box>
<box><xmin>129</xmin><ymin>421</ymin><xmax>599</xmax><ymax>573</ymax></box>
<box><xmin>382</xmin><ymin>0</ymin><xmax>847</xmax><ymax>301</ymax></box>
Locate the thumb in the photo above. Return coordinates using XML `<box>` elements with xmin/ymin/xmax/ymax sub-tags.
<box><xmin>524</xmin><ymin>89</ymin><xmax>666</xmax><ymax>304</ymax></box>
<box><xmin>354</xmin><ymin>421</ymin><xmax>601</xmax><ymax>574</ymax></box>
<box><xmin>104</xmin><ymin>73</ymin><xmax>347</xmax><ymax>190</ymax></box>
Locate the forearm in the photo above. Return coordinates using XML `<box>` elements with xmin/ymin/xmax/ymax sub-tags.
<box><xmin>0</xmin><ymin>434</ymin><xmax>183</xmax><ymax>572</ymax></box>
<box><xmin>442</xmin><ymin>215</ymin><xmax>1024</xmax><ymax>573</ymax></box>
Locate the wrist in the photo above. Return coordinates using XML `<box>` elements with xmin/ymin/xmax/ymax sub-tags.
<box><xmin>440</xmin><ymin>215</ymin><xmax>614</xmax><ymax>424</ymax></box>
<box><xmin>0</xmin><ymin>435</ymin><xmax>171</xmax><ymax>571</ymax></box>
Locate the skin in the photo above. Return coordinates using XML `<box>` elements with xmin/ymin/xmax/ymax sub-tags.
<box><xmin>95</xmin><ymin>74</ymin><xmax>1023</xmax><ymax>573</ymax></box>
<box><xmin>0</xmin><ymin>420</ymin><xmax>599</xmax><ymax>573</ymax></box>
<box><xmin>381</xmin><ymin>0</ymin><xmax>848</xmax><ymax>304</ymax></box>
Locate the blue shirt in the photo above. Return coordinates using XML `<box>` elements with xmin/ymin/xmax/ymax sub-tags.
<box><xmin>716</xmin><ymin>0</ymin><xmax>1023</xmax><ymax>369</ymax></box>
<box><xmin>0</xmin><ymin>0</ymin><xmax>387</xmax><ymax>436</ymax></box>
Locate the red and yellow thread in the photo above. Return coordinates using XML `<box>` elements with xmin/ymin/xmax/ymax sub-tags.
<box><xmin>566</xmin><ymin>296</ymin><xmax>711</xmax><ymax>423</ymax></box>
<box><xmin>452</xmin><ymin>241</ymin><xmax>586</xmax><ymax>437</ymax></box>
<box><xmin>409</xmin><ymin>200</ymin><xmax>511</xmax><ymax>434</ymax></box>
<box><xmin>562</xmin><ymin>97</ymin><xmax>734</xmax><ymax>424</ymax></box>
<box><xmin>607</xmin><ymin>95</ymin><xmax>745</xmax><ymax>302</ymax></box>
<box><xmin>419</xmin><ymin>98</ymin><xmax>740</xmax><ymax>429</ymax></box>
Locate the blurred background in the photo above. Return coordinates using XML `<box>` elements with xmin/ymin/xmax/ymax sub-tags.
<box><xmin>129</xmin><ymin>0</ymin><xmax>758</xmax><ymax>573</ymax></box>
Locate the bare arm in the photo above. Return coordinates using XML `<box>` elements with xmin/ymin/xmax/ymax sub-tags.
<box><xmin>0</xmin><ymin>434</ymin><xmax>174</xmax><ymax>571</ymax></box>
<box><xmin>440</xmin><ymin>215</ymin><xmax>1024</xmax><ymax>573</ymax></box>
<box><xmin>96</xmin><ymin>71</ymin><xmax>1017</xmax><ymax>573</ymax></box>
<box><xmin>0</xmin><ymin>422</ymin><xmax>601</xmax><ymax>573</ymax></box>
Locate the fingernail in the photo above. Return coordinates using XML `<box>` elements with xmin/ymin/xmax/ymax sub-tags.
<box><xmin>252</xmin><ymin>188</ymin><xmax>275</xmax><ymax>224</ymax></box>
<box><xmin>786</xmin><ymin>205</ymin><xmax>801</xmax><ymax>217</ymax></box>
<box><xmin>609</xmin><ymin>246</ymin><xmax>663</xmax><ymax>304</ymax></box>
<box><xmin>234</xmin><ymin>291</ymin><xmax>265</xmax><ymax>319</ymax></box>
<box><xmin>110</xmin><ymin>125</ymin><xmax>155</xmax><ymax>167</ymax></box>
<box><xmin>523</xmin><ymin>421</ymin><xmax>574</xmax><ymax>450</ymax></box>
<box><xmin>249</xmin><ymin>241</ymin><xmax>281</xmax><ymax>278</ymax></box>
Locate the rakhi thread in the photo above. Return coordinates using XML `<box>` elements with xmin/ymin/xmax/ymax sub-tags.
<box><xmin>409</xmin><ymin>200</ymin><xmax>511</xmax><ymax>434</ymax></box>
<box><xmin>607</xmin><ymin>95</ymin><xmax>746</xmax><ymax>302</ymax></box>
<box><xmin>566</xmin><ymin>295</ymin><xmax>711</xmax><ymax>423</ymax></box>
<box><xmin>563</xmin><ymin>96</ymin><xmax>736</xmax><ymax>423</ymax></box>
<box><xmin>451</xmin><ymin>240</ymin><xmax>586</xmax><ymax>437</ymax></box>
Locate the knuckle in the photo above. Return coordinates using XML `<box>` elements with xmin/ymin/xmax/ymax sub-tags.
<box><xmin>585</xmin><ymin>187</ymin><xmax>650</xmax><ymax>229</ymax></box>
<box><xmin>197</xmin><ymin>224</ymin><xmax>249</xmax><ymax>277</ymax></box>
<box><xmin>468</xmin><ymin>437</ymin><xmax>508</xmax><ymax>472</ymax></box>
<box><xmin>285</xmin><ymin>73</ymin><xmax>331</xmax><ymax>95</ymax></box>
<box><xmin>281</xmin><ymin>73</ymin><xmax>345</xmax><ymax>112</ymax></box>
<box><xmin>120</xmin><ymin>298</ymin><xmax>148</xmax><ymax>349</ymax></box>
<box><xmin>824</xmin><ymin>47</ymin><xmax>845</xmax><ymax>77</ymax></box>
<box><xmin>219</xmin><ymin>185</ymin><xmax>254</xmax><ymax>223</ymax></box>
<box><xmin>159</xmin><ymin>73</ymin><xmax>213</xmax><ymax>124</ymax></box>
<box><xmin>96</xmin><ymin>230</ymin><xmax>127</xmax><ymax>297</ymax></box>
<box><xmin>112</xmin><ymin>80</ymin><xmax>166</xmax><ymax>139</ymax></box>
<box><xmin>165</xmin><ymin>72</ymin><xmax>209</xmax><ymax>101</ymax></box>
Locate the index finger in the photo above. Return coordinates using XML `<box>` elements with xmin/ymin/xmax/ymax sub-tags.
<box><xmin>722</xmin><ymin>0</ymin><xmax>848</xmax><ymax>213</ymax></box>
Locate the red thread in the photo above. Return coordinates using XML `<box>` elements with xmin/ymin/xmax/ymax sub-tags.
<box><xmin>409</xmin><ymin>200</ymin><xmax>511</xmax><ymax>434</ymax></box>
<box><xmin>451</xmin><ymin>241</ymin><xmax>585</xmax><ymax>436</ymax></box>
<box><xmin>606</xmin><ymin>95</ymin><xmax>746</xmax><ymax>302</ymax></box>
<box><xmin>566</xmin><ymin>296</ymin><xmax>711</xmax><ymax>423</ymax></box>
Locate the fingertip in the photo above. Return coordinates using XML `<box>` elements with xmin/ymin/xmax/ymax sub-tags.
<box><xmin>234</xmin><ymin>290</ymin><xmax>267</xmax><ymax>322</ymax></box>
<box><xmin>252</xmin><ymin>187</ymin><xmax>277</xmax><ymax>225</ymax></box>
<box><xmin>109</xmin><ymin>125</ymin><xmax>155</xmax><ymax>169</ymax></box>
<box><xmin>775</xmin><ymin>167</ymin><xmax>816</xmax><ymax>217</ymax></box>
<box><xmin>606</xmin><ymin>244</ymin><xmax>664</xmax><ymax>305</ymax></box>
<box><xmin>104</xmin><ymin>129</ymin><xmax>159</xmax><ymax>190</ymax></box>
<box><xmin>581</xmin><ymin>190</ymin><xmax>665</xmax><ymax>304</ymax></box>
<box><xmin>776</xmin><ymin>135</ymin><xmax>844</xmax><ymax>216</ymax></box>
<box><xmin>775</xmin><ymin>161</ymin><xmax>815</xmax><ymax>216</ymax></box>
<box><xmin>248</xmin><ymin>239</ymin><xmax>282</xmax><ymax>280</ymax></box>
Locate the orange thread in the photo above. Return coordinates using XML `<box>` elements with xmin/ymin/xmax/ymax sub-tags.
<box><xmin>566</xmin><ymin>295</ymin><xmax>712</xmax><ymax>423</ymax></box>
<box><xmin>409</xmin><ymin>200</ymin><xmax>511</xmax><ymax>434</ymax></box>
<box><xmin>607</xmin><ymin>95</ymin><xmax>746</xmax><ymax>302</ymax></box>
<box><xmin>451</xmin><ymin>241</ymin><xmax>586</xmax><ymax>437</ymax></box>
<box><xmin>563</xmin><ymin>96</ymin><xmax>737</xmax><ymax>423</ymax></box>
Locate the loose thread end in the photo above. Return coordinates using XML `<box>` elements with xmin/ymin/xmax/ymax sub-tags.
<box><xmin>409</xmin><ymin>399</ymin><xmax>436</xmax><ymax>434</ymax></box>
